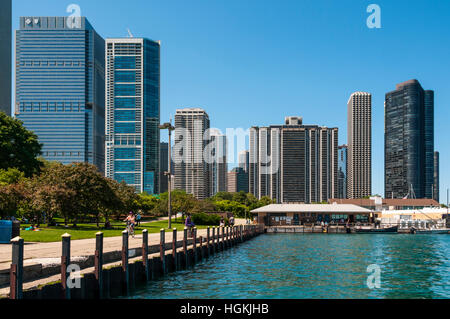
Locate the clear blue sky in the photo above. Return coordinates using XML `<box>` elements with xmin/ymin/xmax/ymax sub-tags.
<box><xmin>11</xmin><ymin>0</ymin><xmax>450</xmax><ymax>203</ymax></box>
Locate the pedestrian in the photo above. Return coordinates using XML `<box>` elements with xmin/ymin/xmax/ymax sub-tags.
<box><xmin>220</xmin><ymin>216</ymin><xmax>225</xmax><ymax>227</ymax></box>
<box><xmin>136</xmin><ymin>212</ymin><xmax>142</xmax><ymax>226</ymax></box>
<box><xmin>230</xmin><ymin>215</ymin><xmax>235</xmax><ymax>227</ymax></box>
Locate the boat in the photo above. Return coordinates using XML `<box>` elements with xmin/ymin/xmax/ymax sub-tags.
<box><xmin>354</xmin><ymin>226</ymin><xmax>398</xmax><ymax>234</ymax></box>
<box><xmin>410</xmin><ymin>227</ymin><xmax>450</xmax><ymax>234</ymax></box>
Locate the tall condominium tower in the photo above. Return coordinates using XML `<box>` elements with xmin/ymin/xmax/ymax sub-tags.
<box><xmin>249</xmin><ymin>116</ymin><xmax>338</xmax><ymax>204</ymax></box>
<box><xmin>159</xmin><ymin>142</ymin><xmax>169</xmax><ymax>193</ymax></box>
<box><xmin>15</xmin><ymin>17</ymin><xmax>105</xmax><ymax>170</ymax></box>
<box><xmin>338</xmin><ymin>145</ymin><xmax>348</xmax><ymax>199</ymax></box>
<box><xmin>209</xmin><ymin>131</ymin><xmax>227</xmax><ymax>195</ymax></box>
<box><xmin>105</xmin><ymin>38</ymin><xmax>160</xmax><ymax>194</ymax></box>
<box><xmin>385</xmin><ymin>80</ymin><xmax>434</xmax><ymax>199</ymax></box>
<box><xmin>0</xmin><ymin>0</ymin><xmax>11</xmax><ymax>115</ymax></box>
<box><xmin>433</xmin><ymin>151</ymin><xmax>439</xmax><ymax>202</ymax></box>
<box><xmin>173</xmin><ymin>108</ymin><xmax>210</xmax><ymax>199</ymax></box>
<box><xmin>347</xmin><ymin>92</ymin><xmax>372</xmax><ymax>199</ymax></box>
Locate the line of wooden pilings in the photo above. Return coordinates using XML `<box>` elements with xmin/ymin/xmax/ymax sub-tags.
<box><xmin>9</xmin><ymin>223</ymin><xmax>264</xmax><ymax>299</ymax></box>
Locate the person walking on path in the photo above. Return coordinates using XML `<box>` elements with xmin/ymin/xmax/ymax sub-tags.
<box><xmin>185</xmin><ymin>214</ymin><xmax>195</xmax><ymax>237</ymax></box>
<box><xmin>229</xmin><ymin>216</ymin><xmax>235</xmax><ymax>227</ymax></box>
<box><xmin>136</xmin><ymin>213</ymin><xmax>142</xmax><ymax>226</ymax></box>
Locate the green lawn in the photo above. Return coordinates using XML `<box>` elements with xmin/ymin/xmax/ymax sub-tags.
<box><xmin>19</xmin><ymin>219</ymin><xmax>209</xmax><ymax>243</ymax></box>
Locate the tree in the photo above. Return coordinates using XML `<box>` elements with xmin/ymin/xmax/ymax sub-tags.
<box><xmin>0</xmin><ymin>112</ymin><xmax>42</xmax><ymax>177</ymax></box>
<box><xmin>0</xmin><ymin>182</ymin><xmax>27</xmax><ymax>219</ymax></box>
<box><xmin>0</xmin><ymin>168</ymin><xmax>25</xmax><ymax>186</ymax></box>
<box><xmin>153</xmin><ymin>190</ymin><xmax>196</xmax><ymax>219</ymax></box>
<box><xmin>136</xmin><ymin>192</ymin><xmax>159</xmax><ymax>216</ymax></box>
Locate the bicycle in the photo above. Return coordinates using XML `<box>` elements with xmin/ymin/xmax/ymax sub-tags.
<box><xmin>126</xmin><ymin>221</ymin><xmax>135</xmax><ymax>238</ymax></box>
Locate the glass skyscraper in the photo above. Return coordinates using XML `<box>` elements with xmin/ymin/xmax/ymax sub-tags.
<box><xmin>105</xmin><ymin>38</ymin><xmax>160</xmax><ymax>194</ymax></box>
<box><xmin>0</xmin><ymin>0</ymin><xmax>11</xmax><ymax>116</ymax></box>
<box><xmin>385</xmin><ymin>79</ymin><xmax>435</xmax><ymax>199</ymax></box>
<box><xmin>338</xmin><ymin>145</ymin><xmax>347</xmax><ymax>199</ymax></box>
<box><xmin>15</xmin><ymin>17</ymin><xmax>105</xmax><ymax>170</ymax></box>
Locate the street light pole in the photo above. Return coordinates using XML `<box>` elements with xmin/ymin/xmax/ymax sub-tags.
<box><xmin>167</xmin><ymin>127</ymin><xmax>173</xmax><ymax>229</ymax></box>
<box><xmin>159</xmin><ymin>122</ymin><xmax>175</xmax><ymax>229</ymax></box>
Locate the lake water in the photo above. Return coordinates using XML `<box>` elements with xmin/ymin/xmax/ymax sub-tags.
<box><xmin>125</xmin><ymin>234</ymin><xmax>450</xmax><ymax>299</ymax></box>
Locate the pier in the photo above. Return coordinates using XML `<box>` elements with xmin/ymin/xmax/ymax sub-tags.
<box><xmin>0</xmin><ymin>224</ymin><xmax>264</xmax><ymax>299</ymax></box>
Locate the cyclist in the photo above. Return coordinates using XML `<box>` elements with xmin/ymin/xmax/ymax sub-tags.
<box><xmin>185</xmin><ymin>213</ymin><xmax>195</xmax><ymax>237</ymax></box>
<box><xmin>124</xmin><ymin>211</ymin><xmax>136</xmax><ymax>238</ymax></box>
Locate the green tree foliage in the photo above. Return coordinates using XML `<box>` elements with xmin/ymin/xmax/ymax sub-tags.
<box><xmin>0</xmin><ymin>168</ymin><xmax>25</xmax><ymax>186</ymax></box>
<box><xmin>0</xmin><ymin>113</ymin><xmax>42</xmax><ymax>177</ymax></box>
<box><xmin>154</xmin><ymin>190</ymin><xmax>197</xmax><ymax>217</ymax></box>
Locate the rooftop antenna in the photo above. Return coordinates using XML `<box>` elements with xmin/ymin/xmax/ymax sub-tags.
<box><xmin>127</xmin><ymin>28</ymin><xmax>134</xmax><ymax>38</ymax></box>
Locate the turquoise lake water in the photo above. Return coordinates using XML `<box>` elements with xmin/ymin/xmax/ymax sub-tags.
<box><xmin>125</xmin><ymin>234</ymin><xmax>450</xmax><ymax>299</ymax></box>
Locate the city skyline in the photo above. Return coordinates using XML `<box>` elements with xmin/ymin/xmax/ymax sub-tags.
<box><xmin>6</xmin><ymin>0</ymin><xmax>450</xmax><ymax>202</ymax></box>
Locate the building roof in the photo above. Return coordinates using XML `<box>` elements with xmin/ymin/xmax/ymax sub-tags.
<box><xmin>251</xmin><ymin>204</ymin><xmax>372</xmax><ymax>214</ymax></box>
<box><xmin>328</xmin><ymin>198</ymin><xmax>440</xmax><ymax>207</ymax></box>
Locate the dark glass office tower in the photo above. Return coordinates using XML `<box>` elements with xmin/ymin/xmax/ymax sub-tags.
<box><xmin>385</xmin><ymin>79</ymin><xmax>434</xmax><ymax>199</ymax></box>
<box><xmin>0</xmin><ymin>0</ymin><xmax>11</xmax><ymax>115</ymax></box>
<box><xmin>434</xmin><ymin>151</ymin><xmax>439</xmax><ymax>202</ymax></box>
<box><xmin>15</xmin><ymin>17</ymin><xmax>105</xmax><ymax>170</ymax></box>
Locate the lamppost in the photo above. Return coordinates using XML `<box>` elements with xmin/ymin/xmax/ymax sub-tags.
<box><xmin>159</xmin><ymin>122</ymin><xmax>175</xmax><ymax>229</ymax></box>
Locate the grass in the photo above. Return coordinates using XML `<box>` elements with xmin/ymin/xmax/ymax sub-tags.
<box><xmin>19</xmin><ymin>218</ymin><xmax>210</xmax><ymax>243</ymax></box>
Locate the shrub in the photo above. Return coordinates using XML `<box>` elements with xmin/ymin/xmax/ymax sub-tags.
<box><xmin>192</xmin><ymin>213</ymin><xmax>221</xmax><ymax>226</ymax></box>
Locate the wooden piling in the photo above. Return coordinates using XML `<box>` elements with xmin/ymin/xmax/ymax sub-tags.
<box><xmin>172</xmin><ymin>228</ymin><xmax>178</xmax><ymax>271</ymax></box>
<box><xmin>95</xmin><ymin>232</ymin><xmax>103</xmax><ymax>299</ymax></box>
<box><xmin>142</xmin><ymin>229</ymin><xmax>149</xmax><ymax>280</ymax></box>
<box><xmin>9</xmin><ymin>237</ymin><xmax>24</xmax><ymax>299</ymax></box>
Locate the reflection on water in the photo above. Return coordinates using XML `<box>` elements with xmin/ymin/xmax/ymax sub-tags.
<box><xmin>125</xmin><ymin>234</ymin><xmax>450</xmax><ymax>299</ymax></box>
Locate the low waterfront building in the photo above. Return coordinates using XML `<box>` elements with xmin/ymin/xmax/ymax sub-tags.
<box><xmin>378</xmin><ymin>208</ymin><xmax>449</xmax><ymax>229</ymax></box>
<box><xmin>251</xmin><ymin>203</ymin><xmax>372</xmax><ymax>226</ymax></box>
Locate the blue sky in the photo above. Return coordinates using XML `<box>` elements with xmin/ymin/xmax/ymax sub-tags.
<box><xmin>11</xmin><ymin>0</ymin><xmax>450</xmax><ymax>202</ymax></box>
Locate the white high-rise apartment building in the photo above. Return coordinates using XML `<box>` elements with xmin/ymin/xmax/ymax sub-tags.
<box><xmin>173</xmin><ymin>108</ymin><xmax>210</xmax><ymax>199</ymax></box>
<box><xmin>347</xmin><ymin>92</ymin><xmax>372</xmax><ymax>199</ymax></box>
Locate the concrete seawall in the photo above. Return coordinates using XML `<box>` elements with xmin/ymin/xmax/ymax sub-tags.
<box><xmin>2</xmin><ymin>225</ymin><xmax>264</xmax><ymax>299</ymax></box>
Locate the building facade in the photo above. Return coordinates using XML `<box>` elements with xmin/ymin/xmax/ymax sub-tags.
<box><xmin>385</xmin><ymin>79</ymin><xmax>435</xmax><ymax>199</ymax></box>
<box><xmin>209</xmin><ymin>131</ymin><xmax>227</xmax><ymax>196</ymax></box>
<box><xmin>15</xmin><ymin>17</ymin><xmax>105</xmax><ymax>170</ymax></box>
<box><xmin>434</xmin><ymin>151</ymin><xmax>439</xmax><ymax>202</ymax></box>
<box><xmin>0</xmin><ymin>0</ymin><xmax>11</xmax><ymax>115</ymax></box>
<box><xmin>173</xmin><ymin>108</ymin><xmax>210</xmax><ymax>199</ymax></box>
<box><xmin>227</xmin><ymin>167</ymin><xmax>249</xmax><ymax>193</ymax></box>
<box><xmin>249</xmin><ymin>117</ymin><xmax>338</xmax><ymax>204</ymax></box>
<box><xmin>347</xmin><ymin>92</ymin><xmax>372</xmax><ymax>199</ymax></box>
<box><xmin>105</xmin><ymin>38</ymin><xmax>160</xmax><ymax>194</ymax></box>
<box><xmin>338</xmin><ymin>145</ymin><xmax>348</xmax><ymax>199</ymax></box>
